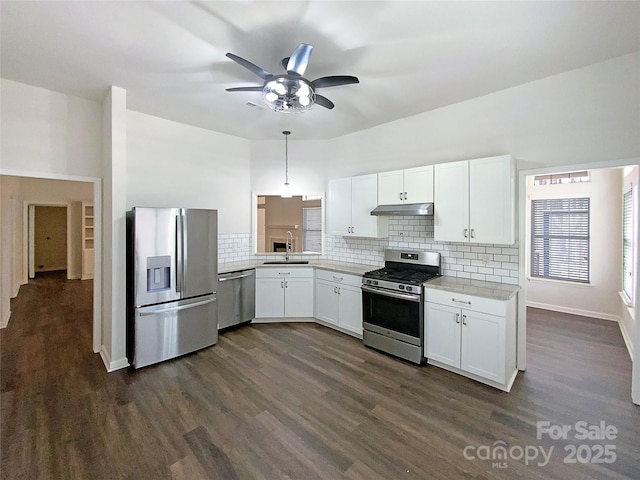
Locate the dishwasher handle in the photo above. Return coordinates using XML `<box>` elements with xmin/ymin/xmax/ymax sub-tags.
<box><xmin>218</xmin><ymin>271</ymin><xmax>255</xmax><ymax>282</ymax></box>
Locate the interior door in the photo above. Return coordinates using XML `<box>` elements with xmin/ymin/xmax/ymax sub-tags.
<box><xmin>181</xmin><ymin>209</ymin><xmax>217</xmax><ymax>299</ymax></box>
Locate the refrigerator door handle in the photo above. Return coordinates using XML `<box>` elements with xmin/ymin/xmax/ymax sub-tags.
<box><xmin>175</xmin><ymin>214</ymin><xmax>182</xmax><ymax>293</ymax></box>
<box><xmin>138</xmin><ymin>297</ymin><xmax>216</xmax><ymax>316</ymax></box>
<box><xmin>180</xmin><ymin>211</ymin><xmax>187</xmax><ymax>293</ymax></box>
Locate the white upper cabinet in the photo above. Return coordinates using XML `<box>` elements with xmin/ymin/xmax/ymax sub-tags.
<box><xmin>378</xmin><ymin>165</ymin><xmax>434</xmax><ymax>205</ymax></box>
<box><xmin>327</xmin><ymin>174</ymin><xmax>388</xmax><ymax>238</ymax></box>
<box><xmin>434</xmin><ymin>155</ymin><xmax>515</xmax><ymax>245</ymax></box>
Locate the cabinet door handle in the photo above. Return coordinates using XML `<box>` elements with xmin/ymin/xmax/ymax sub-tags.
<box><xmin>399</xmin><ymin>192</ymin><xmax>403</xmax><ymax>200</ymax></box>
<box><xmin>332</xmin><ymin>275</ymin><xmax>343</xmax><ymax>282</ymax></box>
<box><xmin>463</xmin><ymin>228</ymin><xmax>468</xmax><ymax>238</ymax></box>
<box><xmin>285</xmin><ymin>281</ymin><xmax>288</xmax><ymax>288</ymax></box>
<box><xmin>470</xmin><ymin>228</ymin><xmax>475</xmax><ymax>238</ymax></box>
<box><xmin>462</xmin><ymin>314</ymin><xmax>467</xmax><ymax>325</ymax></box>
<box><xmin>281</xmin><ymin>281</ymin><xmax>284</xmax><ymax>288</ymax></box>
<box><xmin>334</xmin><ymin>286</ymin><xmax>338</xmax><ymax>294</ymax></box>
<box><xmin>337</xmin><ymin>288</ymin><xmax>341</xmax><ymax>295</ymax></box>
<box><xmin>351</xmin><ymin>226</ymin><xmax>355</xmax><ymax>234</ymax></box>
<box><xmin>455</xmin><ymin>313</ymin><xmax>460</xmax><ymax>324</ymax></box>
<box><xmin>404</xmin><ymin>192</ymin><xmax>407</xmax><ymax>200</ymax></box>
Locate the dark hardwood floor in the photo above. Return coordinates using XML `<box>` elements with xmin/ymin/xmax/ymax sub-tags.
<box><xmin>2</xmin><ymin>273</ymin><xmax>639</xmax><ymax>479</ymax></box>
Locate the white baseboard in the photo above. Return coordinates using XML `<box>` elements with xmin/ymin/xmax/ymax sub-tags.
<box><xmin>526</xmin><ymin>301</ymin><xmax>620</xmax><ymax>322</ymax></box>
<box><xmin>618</xmin><ymin>319</ymin><xmax>634</xmax><ymax>360</ymax></box>
<box><xmin>1</xmin><ymin>309</ymin><xmax>10</xmax><ymax>329</ymax></box>
<box><xmin>99</xmin><ymin>347</ymin><xmax>129</xmax><ymax>372</ymax></box>
<box><xmin>251</xmin><ymin>317</ymin><xmax>315</xmax><ymax>324</ymax></box>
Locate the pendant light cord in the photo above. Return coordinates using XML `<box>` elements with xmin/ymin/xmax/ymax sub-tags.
<box><xmin>283</xmin><ymin>130</ymin><xmax>291</xmax><ymax>187</ymax></box>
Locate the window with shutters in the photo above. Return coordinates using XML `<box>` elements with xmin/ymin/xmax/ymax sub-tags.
<box><xmin>303</xmin><ymin>207</ymin><xmax>321</xmax><ymax>253</ymax></box>
<box><xmin>622</xmin><ymin>189</ymin><xmax>634</xmax><ymax>303</ymax></box>
<box><xmin>531</xmin><ymin>197</ymin><xmax>590</xmax><ymax>283</ymax></box>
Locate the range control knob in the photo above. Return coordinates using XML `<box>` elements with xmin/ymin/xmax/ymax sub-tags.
<box><xmin>406</xmin><ymin>286</ymin><xmax>413</xmax><ymax>292</ymax></box>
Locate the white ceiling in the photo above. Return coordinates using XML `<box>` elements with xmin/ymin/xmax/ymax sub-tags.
<box><xmin>2</xmin><ymin>1</ymin><xmax>639</xmax><ymax>141</ymax></box>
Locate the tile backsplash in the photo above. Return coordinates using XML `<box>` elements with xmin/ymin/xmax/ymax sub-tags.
<box><xmin>219</xmin><ymin>216</ymin><xmax>519</xmax><ymax>285</ymax></box>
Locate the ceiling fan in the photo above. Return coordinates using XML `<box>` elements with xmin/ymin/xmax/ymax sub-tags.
<box><xmin>225</xmin><ymin>43</ymin><xmax>359</xmax><ymax>113</ymax></box>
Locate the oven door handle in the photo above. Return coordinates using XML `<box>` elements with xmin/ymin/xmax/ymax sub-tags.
<box><xmin>361</xmin><ymin>285</ymin><xmax>421</xmax><ymax>302</ymax></box>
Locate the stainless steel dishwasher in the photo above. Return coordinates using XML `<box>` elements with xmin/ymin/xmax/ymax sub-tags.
<box><xmin>217</xmin><ymin>269</ymin><xmax>255</xmax><ymax>330</ymax></box>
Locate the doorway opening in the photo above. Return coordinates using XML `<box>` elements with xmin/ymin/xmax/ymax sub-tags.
<box><xmin>518</xmin><ymin>158</ymin><xmax>640</xmax><ymax>404</ymax></box>
<box><xmin>29</xmin><ymin>204</ymin><xmax>68</xmax><ymax>278</ymax></box>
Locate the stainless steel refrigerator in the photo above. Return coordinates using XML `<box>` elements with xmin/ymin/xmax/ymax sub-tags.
<box><xmin>126</xmin><ymin>207</ymin><xmax>218</xmax><ymax>368</ymax></box>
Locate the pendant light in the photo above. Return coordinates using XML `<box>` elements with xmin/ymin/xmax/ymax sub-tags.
<box><xmin>281</xmin><ymin>130</ymin><xmax>292</xmax><ymax>198</ymax></box>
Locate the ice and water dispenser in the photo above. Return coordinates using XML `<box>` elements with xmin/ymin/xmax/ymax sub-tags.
<box><xmin>146</xmin><ymin>255</ymin><xmax>171</xmax><ymax>292</ymax></box>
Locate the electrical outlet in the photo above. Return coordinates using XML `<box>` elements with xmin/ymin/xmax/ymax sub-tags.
<box><xmin>480</xmin><ymin>254</ymin><xmax>491</xmax><ymax>266</ymax></box>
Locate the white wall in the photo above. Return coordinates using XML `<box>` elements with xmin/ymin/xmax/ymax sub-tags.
<box><xmin>127</xmin><ymin>111</ymin><xmax>251</xmax><ymax>234</ymax></box>
<box><xmin>525</xmin><ymin>168</ymin><xmax>623</xmax><ymax>320</ymax></box>
<box><xmin>250</xmin><ymin>139</ymin><xmax>329</xmax><ymax>195</ymax></box>
<box><xmin>0</xmin><ymin>79</ymin><xmax>103</xmax><ymax>178</ymax></box>
<box><xmin>327</xmin><ymin>52</ymin><xmax>640</xmax><ymax>178</ymax></box>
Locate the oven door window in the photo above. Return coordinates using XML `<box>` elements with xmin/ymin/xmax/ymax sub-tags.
<box><xmin>362</xmin><ymin>290</ymin><xmax>420</xmax><ymax>338</ymax></box>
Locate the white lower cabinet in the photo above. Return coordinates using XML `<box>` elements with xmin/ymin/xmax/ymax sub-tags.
<box><xmin>255</xmin><ymin>268</ymin><xmax>314</xmax><ymax>318</ymax></box>
<box><xmin>314</xmin><ymin>270</ymin><xmax>362</xmax><ymax>336</ymax></box>
<box><xmin>424</xmin><ymin>287</ymin><xmax>517</xmax><ymax>391</ymax></box>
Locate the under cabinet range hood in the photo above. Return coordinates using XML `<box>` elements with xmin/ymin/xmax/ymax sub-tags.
<box><xmin>370</xmin><ymin>203</ymin><xmax>434</xmax><ymax>216</ymax></box>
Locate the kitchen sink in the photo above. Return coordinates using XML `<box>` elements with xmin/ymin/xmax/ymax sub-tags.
<box><xmin>262</xmin><ymin>260</ymin><xmax>309</xmax><ymax>265</ymax></box>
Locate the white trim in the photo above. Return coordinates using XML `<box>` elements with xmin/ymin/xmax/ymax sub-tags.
<box><xmin>99</xmin><ymin>347</ymin><xmax>129</xmax><ymax>372</ymax></box>
<box><xmin>526</xmin><ymin>301</ymin><xmax>620</xmax><ymax>322</ymax></box>
<box><xmin>251</xmin><ymin>317</ymin><xmax>316</xmax><ymax>324</ymax></box>
<box><xmin>619</xmin><ymin>316</ymin><xmax>634</xmax><ymax>361</ymax></box>
<box><xmin>0</xmin><ymin>169</ymin><xmax>99</xmax><ymax>183</ymax></box>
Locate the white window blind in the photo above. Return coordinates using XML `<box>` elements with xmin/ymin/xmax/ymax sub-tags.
<box><xmin>531</xmin><ymin>197</ymin><xmax>590</xmax><ymax>283</ymax></box>
<box><xmin>303</xmin><ymin>207</ymin><xmax>321</xmax><ymax>252</ymax></box>
<box><xmin>622</xmin><ymin>189</ymin><xmax>633</xmax><ymax>301</ymax></box>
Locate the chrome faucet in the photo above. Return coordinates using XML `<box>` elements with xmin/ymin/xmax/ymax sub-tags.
<box><xmin>285</xmin><ymin>230</ymin><xmax>293</xmax><ymax>261</ymax></box>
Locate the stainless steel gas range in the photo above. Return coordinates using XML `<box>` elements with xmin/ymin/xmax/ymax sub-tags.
<box><xmin>361</xmin><ymin>249</ymin><xmax>441</xmax><ymax>364</ymax></box>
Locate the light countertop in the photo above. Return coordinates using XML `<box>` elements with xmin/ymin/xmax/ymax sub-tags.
<box><xmin>423</xmin><ymin>276</ymin><xmax>519</xmax><ymax>301</ymax></box>
<box><xmin>218</xmin><ymin>259</ymin><xmax>373</xmax><ymax>277</ymax></box>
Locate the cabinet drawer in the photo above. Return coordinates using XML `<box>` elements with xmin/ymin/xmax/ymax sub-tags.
<box><xmin>315</xmin><ymin>269</ymin><xmax>362</xmax><ymax>287</ymax></box>
<box><xmin>424</xmin><ymin>288</ymin><xmax>505</xmax><ymax>316</ymax></box>
<box><xmin>256</xmin><ymin>267</ymin><xmax>314</xmax><ymax>279</ymax></box>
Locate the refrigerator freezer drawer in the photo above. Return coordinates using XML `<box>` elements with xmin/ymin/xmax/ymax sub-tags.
<box><xmin>132</xmin><ymin>294</ymin><xmax>218</xmax><ymax>369</ymax></box>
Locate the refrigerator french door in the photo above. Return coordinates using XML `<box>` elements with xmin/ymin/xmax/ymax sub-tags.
<box><xmin>127</xmin><ymin>207</ymin><xmax>218</xmax><ymax>368</ymax></box>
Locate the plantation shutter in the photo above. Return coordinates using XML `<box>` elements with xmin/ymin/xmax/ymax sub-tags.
<box><xmin>303</xmin><ymin>207</ymin><xmax>321</xmax><ymax>252</ymax></box>
<box><xmin>531</xmin><ymin>197</ymin><xmax>590</xmax><ymax>283</ymax></box>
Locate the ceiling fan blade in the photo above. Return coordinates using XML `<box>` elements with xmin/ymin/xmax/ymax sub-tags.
<box><xmin>225</xmin><ymin>86</ymin><xmax>264</xmax><ymax>92</ymax></box>
<box><xmin>312</xmin><ymin>75</ymin><xmax>360</xmax><ymax>89</ymax></box>
<box><xmin>286</xmin><ymin>43</ymin><xmax>313</xmax><ymax>75</ymax></box>
<box><xmin>314</xmin><ymin>94</ymin><xmax>335</xmax><ymax>110</ymax></box>
<box><xmin>225</xmin><ymin>52</ymin><xmax>271</xmax><ymax>80</ymax></box>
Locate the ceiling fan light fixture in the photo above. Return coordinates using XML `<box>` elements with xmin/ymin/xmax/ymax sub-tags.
<box><xmin>262</xmin><ymin>76</ymin><xmax>315</xmax><ymax>113</ymax></box>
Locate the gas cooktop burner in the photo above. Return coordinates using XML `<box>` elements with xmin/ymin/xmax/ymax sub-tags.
<box><xmin>363</xmin><ymin>267</ymin><xmax>440</xmax><ymax>285</ymax></box>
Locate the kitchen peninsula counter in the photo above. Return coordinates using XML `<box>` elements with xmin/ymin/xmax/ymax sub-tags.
<box><xmin>218</xmin><ymin>259</ymin><xmax>374</xmax><ymax>277</ymax></box>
